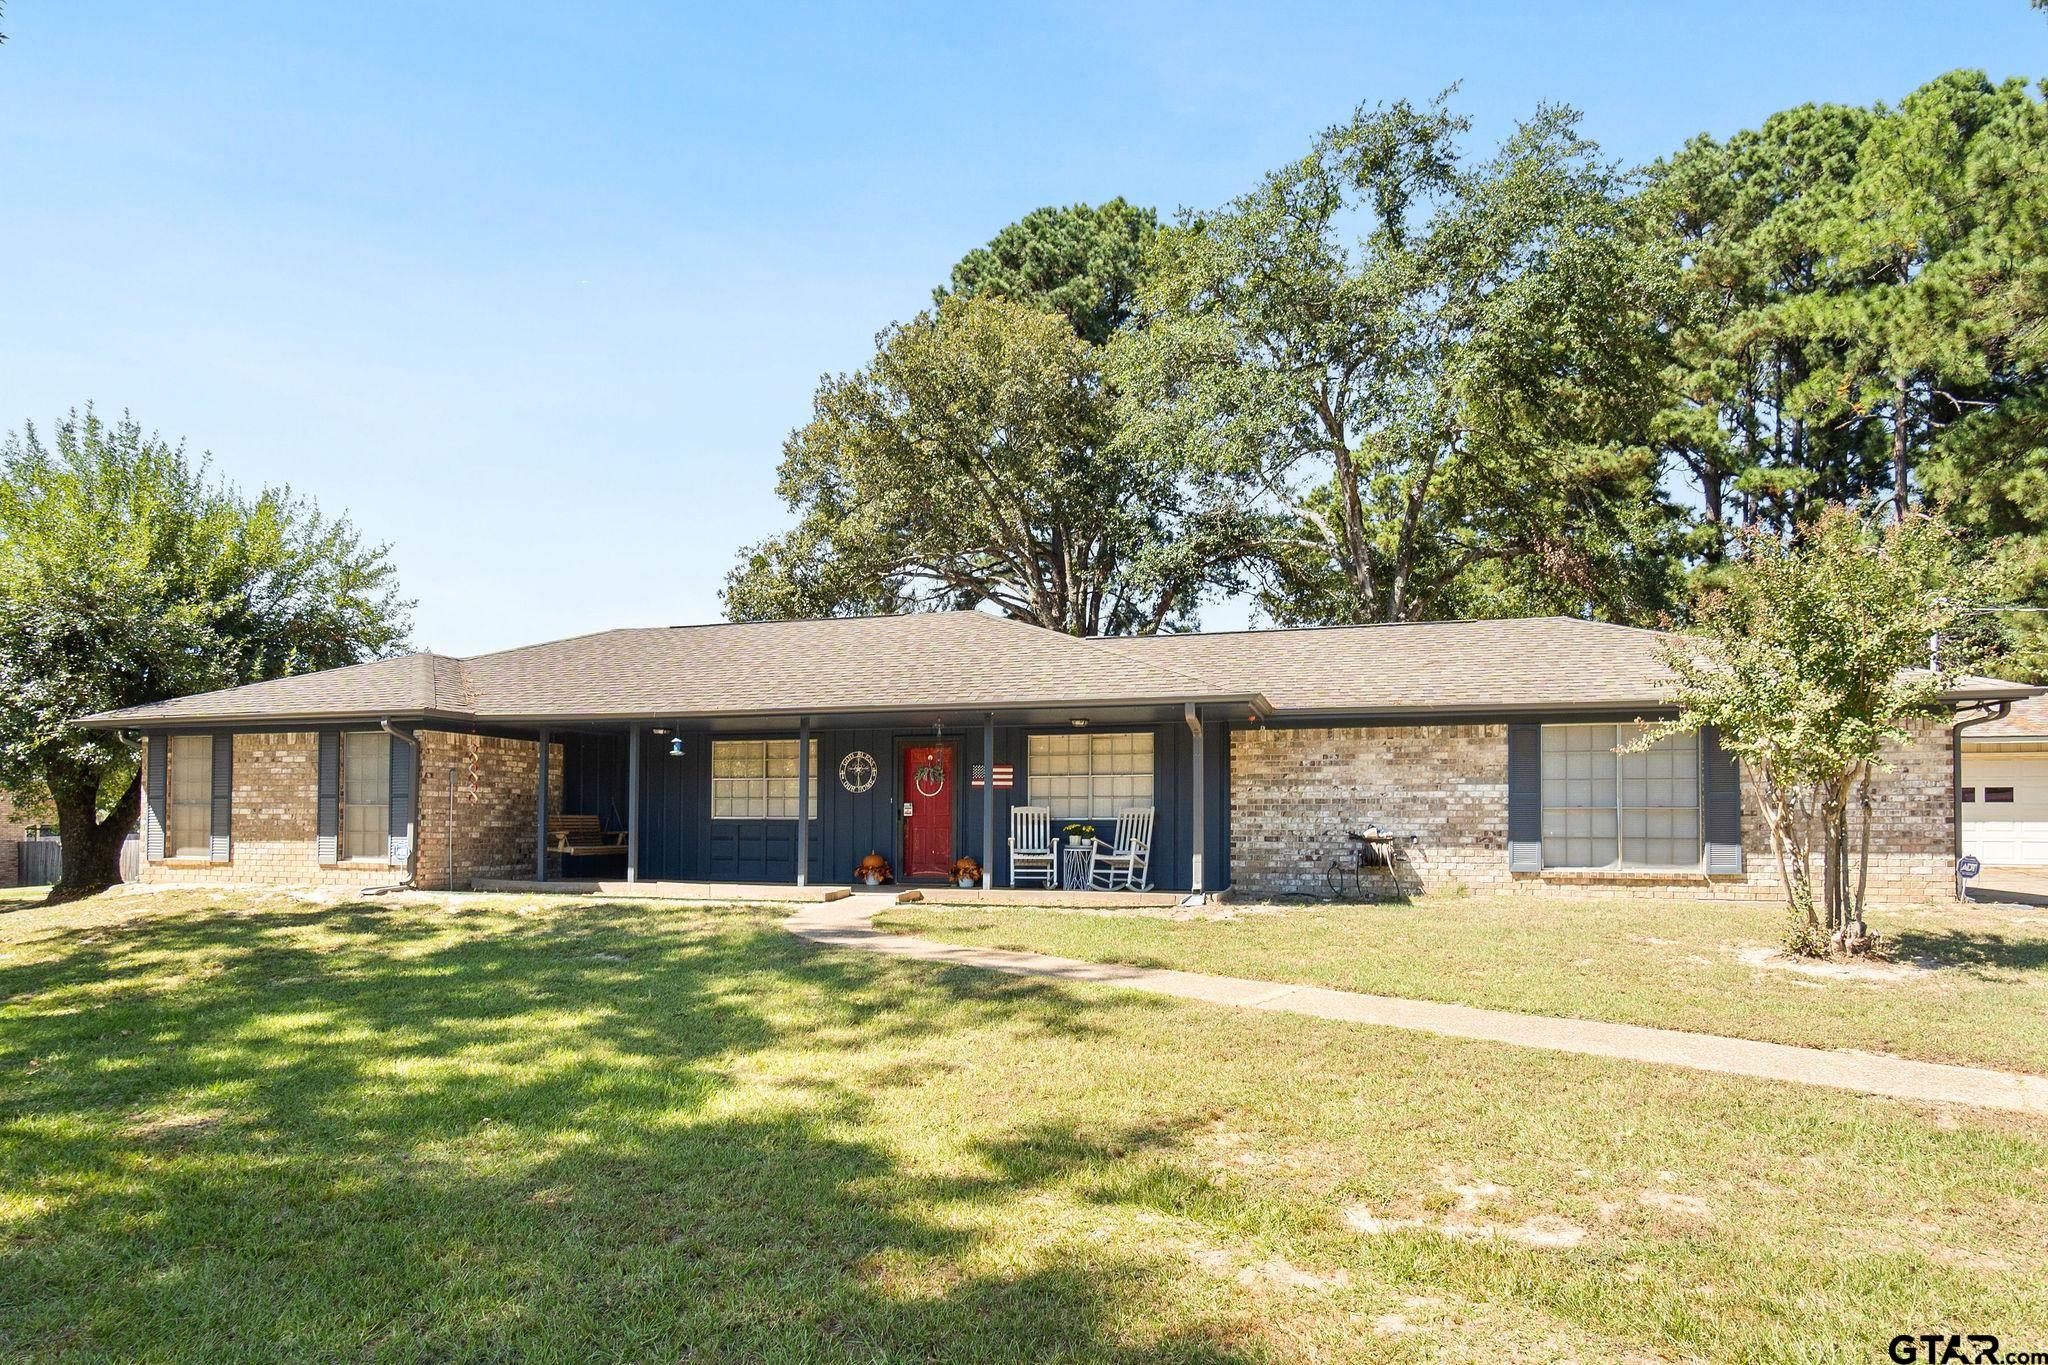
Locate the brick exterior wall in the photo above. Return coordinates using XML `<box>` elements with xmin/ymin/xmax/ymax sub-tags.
<box><xmin>413</xmin><ymin>731</ymin><xmax>561</xmax><ymax>889</ymax></box>
<box><xmin>1230</xmin><ymin>723</ymin><xmax>1512</xmax><ymax>900</ymax></box>
<box><xmin>1228</xmin><ymin>719</ymin><xmax>1958</xmax><ymax>907</ymax></box>
<box><xmin>1735</xmin><ymin>718</ymin><xmax>1955</xmax><ymax>907</ymax></box>
<box><xmin>135</xmin><ymin>731</ymin><xmax>560</xmax><ymax>890</ymax></box>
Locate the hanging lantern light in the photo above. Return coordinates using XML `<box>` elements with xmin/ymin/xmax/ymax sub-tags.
<box><xmin>668</xmin><ymin>735</ymin><xmax>685</xmax><ymax>758</ymax></box>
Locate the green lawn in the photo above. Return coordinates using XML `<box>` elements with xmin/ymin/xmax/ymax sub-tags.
<box><xmin>1</xmin><ymin>888</ymin><xmax>2044</xmax><ymax>1362</ymax></box>
<box><xmin>884</xmin><ymin>892</ymin><xmax>2048</xmax><ymax>1076</ymax></box>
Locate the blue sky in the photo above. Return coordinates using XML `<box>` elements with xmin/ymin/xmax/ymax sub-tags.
<box><xmin>3</xmin><ymin>2</ymin><xmax>2043</xmax><ymax>654</ymax></box>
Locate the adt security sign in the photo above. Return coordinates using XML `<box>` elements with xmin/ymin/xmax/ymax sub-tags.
<box><xmin>1957</xmin><ymin>855</ymin><xmax>1983</xmax><ymax>880</ymax></box>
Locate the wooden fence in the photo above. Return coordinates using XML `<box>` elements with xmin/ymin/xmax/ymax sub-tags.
<box><xmin>17</xmin><ymin>836</ymin><xmax>141</xmax><ymax>886</ymax></box>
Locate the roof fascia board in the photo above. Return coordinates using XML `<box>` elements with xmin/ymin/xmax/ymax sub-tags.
<box><xmin>458</xmin><ymin>693</ymin><xmax>1266</xmax><ymax>726</ymax></box>
<box><xmin>1258</xmin><ymin>702</ymin><xmax>1681</xmax><ymax>726</ymax></box>
<box><xmin>86</xmin><ymin>694</ymin><xmax>1270</xmax><ymax>733</ymax></box>
<box><xmin>86</xmin><ymin>710</ymin><xmax>491</xmax><ymax>736</ymax></box>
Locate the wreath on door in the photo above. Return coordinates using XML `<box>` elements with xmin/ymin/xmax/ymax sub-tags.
<box><xmin>913</xmin><ymin>753</ymin><xmax>947</xmax><ymax>797</ymax></box>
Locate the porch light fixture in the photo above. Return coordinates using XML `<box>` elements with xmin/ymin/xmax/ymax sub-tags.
<box><xmin>668</xmin><ymin>735</ymin><xmax>685</xmax><ymax>758</ymax></box>
<box><xmin>1070</xmin><ymin>718</ymin><xmax>1088</xmax><ymax>728</ymax></box>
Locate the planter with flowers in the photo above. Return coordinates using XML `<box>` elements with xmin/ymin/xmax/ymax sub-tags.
<box><xmin>950</xmin><ymin>856</ymin><xmax>982</xmax><ymax>888</ymax></box>
<box><xmin>855</xmin><ymin>851</ymin><xmax>893</xmax><ymax>886</ymax></box>
<box><xmin>1061</xmin><ymin>822</ymin><xmax>1098</xmax><ymax>849</ymax></box>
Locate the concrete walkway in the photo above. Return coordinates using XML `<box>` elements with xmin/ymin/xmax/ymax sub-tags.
<box><xmin>784</xmin><ymin>901</ymin><xmax>2048</xmax><ymax>1117</ymax></box>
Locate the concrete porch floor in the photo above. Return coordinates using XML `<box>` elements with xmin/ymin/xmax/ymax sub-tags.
<box><xmin>467</xmin><ymin>877</ymin><xmax>1194</xmax><ymax>908</ymax></box>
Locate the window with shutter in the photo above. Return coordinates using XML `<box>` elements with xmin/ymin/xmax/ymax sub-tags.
<box><xmin>1538</xmin><ymin>724</ymin><xmax>1701</xmax><ymax>870</ymax></box>
<box><xmin>341</xmin><ymin>731</ymin><xmax>391</xmax><ymax>860</ymax></box>
<box><xmin>167</xmin><ymin>735</ymin><xmax>213</xmax><ymax>860</ymax></box>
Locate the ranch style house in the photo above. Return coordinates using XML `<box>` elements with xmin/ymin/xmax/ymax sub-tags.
<box><xmin>79</xmin><ymin>612</ymin><xmax>2036</xmax><ymax>905</ymax></box>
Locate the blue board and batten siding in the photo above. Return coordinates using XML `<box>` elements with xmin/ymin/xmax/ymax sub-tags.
<box><xmin>560</xmin><ymin>719</ymin><xmax>1232</xmax><ymax>890</ymax></box>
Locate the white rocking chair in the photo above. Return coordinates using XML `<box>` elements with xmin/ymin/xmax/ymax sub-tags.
<box><xmin>1008</xmin><ymin>806</ymin><xmax>1057</xmax><ymax>887</ymax></box>
<box><xmin>1088</xmin><ymin>808</ymin><xmax>1155</xmax><ymax>891</ymax></box>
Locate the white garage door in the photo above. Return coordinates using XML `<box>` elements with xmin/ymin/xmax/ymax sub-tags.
<box><xmin>1961</xmin><ymin>753</ymin><xmax>2048</xmax><ymax>866</ymax></box>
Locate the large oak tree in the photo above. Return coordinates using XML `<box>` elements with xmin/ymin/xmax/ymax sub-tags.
<box><xmin>724</xmin><ymin>294</ymin><xmax>1252</xmax><ymax>635</ymax></box>
<box><xmin>729</xmin><ymin>201</ymin><xmax>1252</xmax><ymax>636</ymax></box>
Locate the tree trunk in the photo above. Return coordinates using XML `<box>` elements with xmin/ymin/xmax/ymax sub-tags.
<box><xmin>44</xmin><ymin>761</ymin><xmax>140</xmax><ymax>902</ymax></box>
<box><xmin>1756</xmin><ymin>771</ymin><xmax>1821</xmax><ymax>947</ymax></box>
<box><xmin>1327</xmin><ymin>434</ymin><xmax>1376</xmax><ymax>615</ymax></box>
<box><xmin>1701</xmin><ymin>466</ymin><xmax>1725</xmax><ymax>563</ymax></box>
<box><xmin>1853</xmin><ymin>766</ymin><xmax>1874</xmax><ymax>933</ymax></box>
<box><xmin>1820</xmin><ymin>798</ymin><xmax>1840</xmax><ymax>939</ymax></box>
<box><xmin>1892</xmin><ymin>373</ymin><xmax>1911</xmax><ymax>524</ymax></box>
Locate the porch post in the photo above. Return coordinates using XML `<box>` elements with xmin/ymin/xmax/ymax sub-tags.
<box><xmin>796</xmin><ymin>716</ymin><xmax>811</xmax><ymax>887</ymax></box>
<box><xmin>982</xmin><ymin>713</ymin><xmax>995</xmax><ymax>891</ymax></box>
<box><xmin>626</xmin><ymin>725</ymin><xmax>641</xmax><ymax>883</ymax></box>
<box><xmin>1185</xmin><ymin>703</ymin><xmax>1204</xmax><ymax>895</ymax></box>
<box><xmin>535</xmin><ymin>726</ymin><xmax>550</xmax><ymax>883</ymax></box>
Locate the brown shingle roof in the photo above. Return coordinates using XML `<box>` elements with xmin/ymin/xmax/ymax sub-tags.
<box><xmin>82</xmin><ymin>651</ymin><xmax>473</xmax><ymax>726</ymax></box>
<box><xmin>1097</xmin><ymin>617</ymin><xmax>1680</xmax><ymax>714</ymax></box>
<box><xmin>82</xmin><ymin>612</ymin><xmax>1242</xmax><ymax>727</ymax></box>
<box><xmin>78</xmin><ymin>611</ymin><xmax>2042</xmax><ymax>729</ymax></box>
<box><xmin>454</xmin><ymin>612</ymin><xmax>1232</xmax><ymax>718</ymax></box>
<box><xmin>1974</xmin><ymin>692</ymin><xmax>2048</xmax><ymax>736</ymax></box>
<box><xmin>1103</xmin><ymin>622</ymin><xmax>2037</xmax><ymax>714</ymax></box>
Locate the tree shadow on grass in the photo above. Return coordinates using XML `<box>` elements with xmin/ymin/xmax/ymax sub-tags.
<box><xmin>0</xmin><ymin>896</ymin><xmax>1246</xmax><ymax>1362</ymax></box>
<box><xmin>1890</xmin><ymin>925</ymin><xmax>2048</xmax><ymax>978</ymax></box>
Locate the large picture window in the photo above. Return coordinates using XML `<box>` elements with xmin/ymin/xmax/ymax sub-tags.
<box><xmin>711</xmin><ymin>739</ymin><xmax>820</xmax><ymax>820</ymax></box>
<box><xmin>341</xmin><ymin>730</ymin><xmax>391</xmax><ymax>861</ymax></box>
<box><xmin>167</xmin><ymin>734</ymin><xmax>213</xmax><ymax>859</ymax></box>
<box><xmin>1026</xmin><ymin>732</ymin><xmax>1154</xmax><ymax>820</ymax></box>
<box><xmin>1540</xmin><ymin>723</ymin><xmax>1699</xmax><ymax>869</ymax></box>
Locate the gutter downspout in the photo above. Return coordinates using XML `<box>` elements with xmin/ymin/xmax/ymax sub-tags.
<box><xmin>362</xmin><ymin>717</ymin><xmax>421</xmax><ymax>896</ymax></box>
<box><xmin>1952</xmin><ymin>700</ymin><xmax>2010</xmax><ymax>901</ymax></box>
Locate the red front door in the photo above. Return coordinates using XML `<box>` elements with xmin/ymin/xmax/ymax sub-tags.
<box><xmin>901</xmin><ymin>744</ymin><xmax>955</xmax><ymax>880</ymax></box>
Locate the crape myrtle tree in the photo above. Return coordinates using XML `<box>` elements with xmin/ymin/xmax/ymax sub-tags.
<box><xmin>1641</xmin><ymin>507</ymin><xmax>1992</xmax><ymax>956</ymax></box>
<box><xmin>728</xmin><ymin>201</ymin><xmax>1257</xmax><ymax>635</ymax></box>
<box><xmin>1112</xmin><ymin>92</ymin><xmax>1684</xmax><ymax>626</ymax></box>
<box><xmin>0</xmin><ymin>408</ymin><xmax>411</xmax><ymax>898</ymax></box>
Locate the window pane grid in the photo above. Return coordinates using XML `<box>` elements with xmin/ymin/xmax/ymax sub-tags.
<box><xmin>342</xmin><ymin>731</ymin><xmax>390</xmax><ymax>862</ymax></box>
<box><xmin>1539</xmin><ymin>724</ymin><xmax>1699</xmax><ymax>870</ymax></box>
<box><xmin>1026</xmin><ymin>733</ymin><xmax>1154</xmax><ymax>820</ymax></box>
<box><xmin>167</xmin><ymin>735</ymin><xmax>212</xmax><ymax>859</ymax></box>
<box><xmin>711</xmin><ymin>740</ymin><xmax>818</xmax><ymax>819</ymax></box>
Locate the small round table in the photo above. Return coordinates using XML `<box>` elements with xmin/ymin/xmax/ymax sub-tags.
<box><xmin>1060</xmin><ymin>843</ymin><xmax>1093</xmax><ymax>891</ymax></box>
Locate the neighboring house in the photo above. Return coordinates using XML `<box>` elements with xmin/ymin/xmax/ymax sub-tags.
<box><xmin>77</xmin><ymin>612</ymin><xmax>2035</xmax><ymax>905</ymax></box>
<box><xmin>1960</xmin><ymin>693</ymin><xmax>2048</xmax><ymax>867</ymax></box>
<box><xmin>0</xmin><ymin>793</ymin><xmax>37</xmax><ymax>889</ymax></box>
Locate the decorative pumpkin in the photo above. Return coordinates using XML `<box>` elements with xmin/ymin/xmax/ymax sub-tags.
<box><xmin>856</xmin><ymin>851</ymin><xmax>893</xmax><ymax>886</ymax></box>
<box><xmin>950</xmin><ymin>856</ymin><xmax>982</xmax><ymax>888</ymax></box>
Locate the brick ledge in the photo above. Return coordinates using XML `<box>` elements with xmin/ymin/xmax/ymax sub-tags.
<box><xmin>1515</xmin><ymin>869</ymin><xmax>1747</xmax><ymax>887</ymax></box>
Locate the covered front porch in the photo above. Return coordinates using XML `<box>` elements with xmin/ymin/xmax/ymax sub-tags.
<box><xmin>506</xmin><ymin>699</ymin><xmax>1237</xmax><ymax>897</ymax></box>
